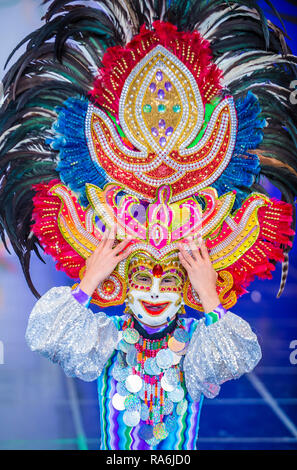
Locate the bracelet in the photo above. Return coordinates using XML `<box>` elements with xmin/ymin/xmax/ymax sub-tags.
<box><xmin>204</xmin><ymin>303</ymin><xmax>227</xmax><ymax>326</ymax></box>
<box><xmin>72</xmin><ymin>285</ymin><xmax>91</xmax><ymax>307</ymax></box>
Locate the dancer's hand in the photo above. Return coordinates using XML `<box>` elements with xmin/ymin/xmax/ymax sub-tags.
<box><xmin>79</xmin><ymin>229</ymin><xmax>131</xmax><ymax>296</ymax></box>
<box><xmin>178</xmin><ymin>239</ymin><xmax>220</xmax><ymax>313</ymax></box>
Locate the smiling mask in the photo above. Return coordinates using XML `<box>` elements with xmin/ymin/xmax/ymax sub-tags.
<box><xmin>126</xmin><ymin>257</ymin><xmax>186</xmax><ymax>328</ymax></box>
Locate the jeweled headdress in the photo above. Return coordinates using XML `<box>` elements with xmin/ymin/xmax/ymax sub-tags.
<box><xmin>0</xmin><ymin>0</ymin><xmax>296</xmax><ymax>312</ymax></box>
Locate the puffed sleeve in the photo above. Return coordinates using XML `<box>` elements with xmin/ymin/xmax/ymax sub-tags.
<box><xmin>183</xmin><ymin>312</ymin><xmax>262</xmax><ymax>401</ymax></box>
<box><xmin>25</xmin><ymin>286</ymin><xmax>119</xmax><ymax>381</ymax></box>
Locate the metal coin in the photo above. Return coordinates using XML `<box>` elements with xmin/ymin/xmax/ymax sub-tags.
<box><xmin>175</xmin><ymin>343</ymin><xmax>189</xmax><ymax>356</ymax></box>
<box><xmin>144</xmin><ymin>357</ymin><xmax>161</xmax><ymax>376</ymax></box>
<box><xmin>145</xmin><ymin>436</ymin><xmax>160</xmax><ymax>447</ymax></box>
<box><xmin>116</xmin><ymin>382</ymin><xmax>129</xmax><ymax>397</ymax></box>
<box><xmin>138</xmin><ymin>385</ymin><xmax>146</xmax><ymax>401</ymax></box>
<box><xmin>168</xmin><ymin>386</ymin><xmax>185</xmax><ymax>403</ymax></box>
<box><xmin>112</xmin><ymin>365</ymin><xmax>131</xmax><ymax>382</ymax></box>
<box><xmin>124</xmin><ymin>394</ymin><xmax>141</xmax><ymax>412</ymax></box>
<box><xmin>138</xmin><ymin>424</ymin><xmax>153</xmax><ymax>441</ymax></box>
<box><xmin>125</xmin><ymin>374</ymin><xmax>143</xmax><ymax>393</ymax></box>
<box><xmin>164</xmin><ymin>368</ymin><xmax>180</xmax><ymax>387</ymax></box>
<box><xmin>126</xmin><ymin>346</ymin><xmax>138</xmax><ymax>367</ymax></box>
<box><xmin>168</xmin><ymin>336</ymin><xmax>185</xmax><ymax>353</ymax></box>
<box><xmin>162</xmin><ymin>398</ymin><xmax>174</xmax><ymax>415</ymax></box>
<box><xmin>164</xmin><ymin>414</ymin><xmax>177</xmax><ymax>432</ymax></box>
<box><xmin>153</xmin><ymin>422</ymin><xmax>168</xmax><ymax>440</ymax></box>
<box><xmin>144</xmin><ymin>357</ymin><xmax>155</xmax><ymax>375</ymax></box>
<box><xmin>118</xmin><ymin>339</ymin><xmax>132</xmax><ymax>353</ymax></box>
<box><xmin>160</xmin><ymin>375</ymin><xmax>174</xmax><ymax>392</ymax></box>
<box><xmin>123</xmin><ymin>327</ymin><xmax>140</xmax><ymax>344</ymax></box>
<box><xmin>111</xmin><ymin>393</ymin><xmax>126</xmax><ymax>411</ymax></box>
<box><xmin>171</xmin><ymin>351</ymin><xmax>182</xmax><ymax>365</ymax></box>
<box><xmin>176</xmin><ymin>398</ymin><xmax>188</xmax><ymax>416</ymax></box>
<box><xmin>116</xmin><ymin>350</ymin><xmax>127</xmax><ymax>368</ymax></box>
<box><xmin>140</xmin><ymin>403</ymin><xmax>150</xmax><ymax>421</ymax></box>
<box><xmin>123</xmin><ymin>410</ymin><xmax>141</xmax><ymax>427</ymax></box>
<box><xmin>151</xmin><ymin>405</ymin><xmax>161</xmax><ymax>425</ymax></box>
<box><xmin>174</xmin><ymin>328</ymin><xmax>189</xmax><ymax>343</ymax></box>
<box><xmin>156</xmin><ymin>349</ymin><xmax>174</xmax><ymax>369</ymax></box>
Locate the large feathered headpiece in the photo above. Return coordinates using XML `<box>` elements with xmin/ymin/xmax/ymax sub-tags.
<box><xmin>0</xmin><ymin>0</ymin><xmax>296</xmax><ymax>310</ymax></box>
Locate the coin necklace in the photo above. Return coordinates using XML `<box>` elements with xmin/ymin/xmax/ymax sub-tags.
<box><xmin>111</xmin><ymin>316</ymin><xmax>190</xmax><ymax>446</ymax></box>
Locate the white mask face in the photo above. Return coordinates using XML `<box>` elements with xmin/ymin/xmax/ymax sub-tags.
<box><xmin>127</xmin><ymin>263</ymin><xmax>185</xmax><ymax>328</ymax></box>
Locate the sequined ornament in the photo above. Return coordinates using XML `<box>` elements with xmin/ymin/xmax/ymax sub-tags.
<box><xmin>111</xmin><ymin>316</ymin><xmax>189</xmax><ymax>444</ymax></box>
<box><xmin>125</xmin><ymin>374</ymin><xmax>143</xmax><ymax>393</ymax></box>
<box><xmin>153</xmin><ymin>422</ymin><xmax>168</xmax><ymax>440</ymax></box>
<box><xmin>123</xmin><ymin>328</ymin><xmax>140</xmax><ymax>344</ymax></box>
<box><xmin>123</xmin><ymin>410</ymin><xmax>141</xmax><ymax>427</ymax></box>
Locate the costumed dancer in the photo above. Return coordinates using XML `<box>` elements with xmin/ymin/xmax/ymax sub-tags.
<box><xmin>0</xmin><ymin>0</ymin><xmax>297</xmax><ymax>450</ymax></box>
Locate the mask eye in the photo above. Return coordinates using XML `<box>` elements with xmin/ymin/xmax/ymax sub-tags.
<box><xmin>160</xmin><ymin>275</ymin><xmax>179</xmax><ymax>287</ymax></box>
<box><xmin>133</xmin><ymin>273</ymin><xmax>152</xmax><ymax>286</ymax></box>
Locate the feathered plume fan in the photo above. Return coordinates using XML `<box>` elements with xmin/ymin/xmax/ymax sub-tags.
<box><xmin>0</xmin><ymin>0</ymin><xmax>296</xmax><ymax>302</ymax></box>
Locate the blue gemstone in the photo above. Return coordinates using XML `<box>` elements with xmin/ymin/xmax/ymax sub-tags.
<box><xmin>159</xmin><ymin>119</ymin><xmax>166</xmax><ymax>128</ymax></box>
<box><xmin>165</xmin><ymin>126</ymin><xmax>173</xmax><ymax>136</ymax></box>
<box><xmin>158</xmin><ymin>89</ymin><xmax>165</xmax><ymax>100</ymax></box>
<box><xmin>158</xmin><ymin>104</ymin><xmax>166</xmax><ymax>113</ymax></box>
<box><xmin>149</xmin><ymin>82</ymin><xmax>156</xmax><ymax>92</ymax></box>
<box><xmin>173</xmin><ymin>104</ymin><xmax>181</xmax><ymax>113</ymax></box>
<box><xmin>159</xmin><ymin>137</ymin><xmax>167</xmax><ymax>147</ymax></box>
<box><xmin>156</xmin><ymin>70</ymin><xmax>163</xmax><ymax>81</ymax></box>
<box><xmin>165</xmin><ymin>81</ymin><xmax>172</xmax><ymax>91</ymax></box>
<box><xmin>151</xmin><ymin>127</ymin><xmax>159</xmax><ymax>137</ymax></box>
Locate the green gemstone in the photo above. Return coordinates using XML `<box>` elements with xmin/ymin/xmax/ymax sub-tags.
<box><xmin>158</xmin><ymin>104</ymin><xmax>166</xmax><ymax>113</ymax></box>
<box><xmin>143</xmin><ymin>104</ymin><xmax>152</xmax><ymax>113</ymax></box>
<box><xmin>173</xmin><ymin>104</ymin><xmax>181</xmax><ymax>113</ymax></box>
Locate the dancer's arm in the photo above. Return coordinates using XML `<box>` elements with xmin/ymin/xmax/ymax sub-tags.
<box><xmin>179</xmin><ymin>240</ymin><xmax>262</xmax><ymax>401</ymax></box>
<box><xmin>26</xmin><ymin>230</ymin><xmax>130</xmax><ymax>381</ymax></box>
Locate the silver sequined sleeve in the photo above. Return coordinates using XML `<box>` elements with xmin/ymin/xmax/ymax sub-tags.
<box><xmin>25</xmin><ymin>286</ymin><xmax>119</xmax><ymax>381</ymax></box>
<box><xmin>184</xmin><ymin>312</ymin><xmax>262</xmax><ymax>401</ymax></box>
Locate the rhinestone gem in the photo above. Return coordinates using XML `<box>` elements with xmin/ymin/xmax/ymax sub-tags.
<box><xmin>159</xmin><ymin>136</ymin><xmax>166</xmax><ymax>147</ymax></box>
<box><xmin>165</xmin><ymin>81</ymin><xmax>172</xmax><ymax>91</ymax></box>
<box><xmin>151</xmin><ymin>127</ymin><xmax>159</xmax><ymax>137</ymax></box>
<box><xmin>149</xmin><ymin>82</ymin><xmax>156</xmax><ymax>92</ymax></box>
<box><xmin>158</xmin><ymin>104</ymin><xmax>166</xmax><ymax>113</ymax></box>
<box><xmin>173</xmin><ymin>104</ymin><xmax>181</xmax><ymax>113</ymax></box>
<box><xmin>165</xmin><ymin>126</ymin><xmax>173</xmax><ymax>136</ymax></box>
<box><xmin>143</xmin><ymin>104</ymin><xmax>152</xmax><ymax>113</ymax></box>
<box><xmin>156</xmin><ymin>70</ymin><xmax>163</xmax><ymax>81</ymax></box>
<box><xmin>158</xmin><ymin>119</ymin><xmax>166</xmax><ymax>128</ymax></box>
<box><xmin>152</xmin><ymin>264</ymin><xmax>163</xmax><ymax>277</ymax></box>
<box><xmin>158</xmin><ymin>89</ymin><xmax>165</xmax><ymax>100</ymax></box>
